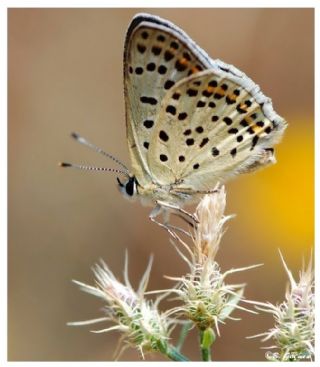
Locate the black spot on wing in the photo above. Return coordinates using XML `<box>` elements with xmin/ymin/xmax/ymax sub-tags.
<box><xmin>160</xmin><ymin>154</ymin><xmax>168</xmax><ymax>162</ymax></box>
<box><xmin>158</xmin><ymin>65</ymin><xmax>167</xmax><ymax>74</ymax></box>
<box><xmin>140</xmin><ymin>96</ymin><xmax>157</xmax><ymax>105</ymax></box>
<box><xmin>187</xmin><ymin>88</ymin><xmax>198</xmax><ymax>97</ymax></box>
<box><xmin>166</xmin><ymin>105</ymin><xmax>176</xmax><ymax>115</ymax></box>
<box><xmin>159</xmin><ymin>130</ymin><xmax>169</xmax><ymax>142</ymax></box>
<box><xmin>250</xmin><ymin>135</ymin><xmax>259</xmax><ymax>150</ymax></box>
<box><xmin>230</xmin><ymin>148</ymin><xmax>237</xmax><ymax>157</ymax></box>
<box><xmin>143</xmin><ymin>120</ymin><xmax>154</xmax><ymax>128</ymax></box>
<box><xmin>199</xmin><ymin>137</ymin><xmax>209</xmax><ymax>148</ymax></box>
<box><xmin>137</xmin><ymin>44</ymin><xmax>146</xmax><ymax>53</ymax></box>
<box><xmin>212</xmin><ymin>147</ymin><xmax>219</xmax><ymax>156</ymax></box>
<box><xmin>164</xmin><ymin>80</ymin><xmax>175</xmax><ymax>90</ymax></box>
<box><xmin>223</xmin><ymin>117</ymin><xmax>233</xmax><ymax>125</ymax></box>
<box><xmin>178</xmin><ymin>112</ymin><xmax>188</xmax><ymax>121</ymax></box>
<box><xmin>146</xmin><ymin>62</ymin><xmax>156</xmax><ymax>71</ymax></box>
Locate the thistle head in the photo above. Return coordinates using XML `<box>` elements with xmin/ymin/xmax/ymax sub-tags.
<box><xmin>69</xmin><ymin>254</ymin><xmax>173</xmax><ymax>359</ymax></box>
<box><xmin>194</xmin><ymin>185</ymin><xmax>233</xmax><ymax>262</ymax></box>
<box><xmin>168</xmin><ymin>186</ymin><xmax>259</xmax><ymax>336</ymax></box>
<box><xmin>249</xmin><ymin>250</ymin><xmax>314</xmax><ymax>361</ymax></box>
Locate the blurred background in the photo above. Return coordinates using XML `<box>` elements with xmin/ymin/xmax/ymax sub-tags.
<box><xmin>8</xmin><ymin>8</ymin><xmax>314</xmax><ymax>361</ymax></box>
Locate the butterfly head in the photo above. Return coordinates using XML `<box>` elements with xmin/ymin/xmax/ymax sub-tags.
<box><xmin>117</xmin><ymin>176</ymin><xmax>138</xmax><ymax>200</ymax></box>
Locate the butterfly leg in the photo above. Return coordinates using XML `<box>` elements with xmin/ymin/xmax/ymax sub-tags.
<box><xmin>156</xmin><ymin>200</ymin><xmax>199</xmax><ymax>227</ymax></box>
<box><xmin>172</xmin><ymin>212</ymin><xmax>195</xmax><ymax>229</ymax></box>
<box><xmin>172</xmin><ymin>187</ymin><xmax>219</xmax><ymax>195</ymax></box>
<box><xmin>149</xmin><ymin>204</ymin><xmax>192</xmax><ymax>238</ymax></box>
<box><xmin>149</xmin><ymin>205</ymin><xmax>180</xmax><ymax>240</ymax></box>
<box><xmin>166</xmin><ymin>222</ymin><xmax>193</xmax><ymax>237</ymax></box>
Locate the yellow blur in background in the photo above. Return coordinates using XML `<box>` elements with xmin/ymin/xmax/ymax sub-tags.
<box><xmin>8</xmin><ymin>8</ymin><xmax>313</xmax><ymax>361</ymax></box>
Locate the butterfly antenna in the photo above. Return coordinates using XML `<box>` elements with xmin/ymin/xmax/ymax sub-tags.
<box><xmin>59</xmin><ymin>162</ymin><xmax>130</xmax><ymax>178</ymax></box>
<box><xmin>70</xmin><ymin>132</ymin><xmax>129</xmax><ymax>172</ymax></box>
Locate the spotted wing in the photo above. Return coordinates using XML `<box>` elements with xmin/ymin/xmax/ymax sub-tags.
<box><xmin>147</xmin><ymin>69</ymin><xmax>287</xmax><ymax>190</ymax></box>
<box><xmin>124</xmin><ymin>13</ymin><xmax>215</xmax><ymax>187</ymax></box>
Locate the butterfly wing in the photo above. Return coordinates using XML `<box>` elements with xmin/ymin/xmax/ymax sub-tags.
<box><xmin>124</xmin><ymin>13</ymin><xmax>216</xmax><ymax>187</ymax></box>
<box><xmin>147</xmin><ymin>69</ymin><xmax>287</xmax><ymax>190</ymax></box>
<box><xmin>124</xmin><ymin>13</ymin><xmax>287</xmax><ymax>192</ymax></box>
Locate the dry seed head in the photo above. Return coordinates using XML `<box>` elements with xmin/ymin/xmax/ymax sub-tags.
<box><xmin>194</xmin><ymin>185</ymin><xmax>233</xmax><ymax>261</ymax></box>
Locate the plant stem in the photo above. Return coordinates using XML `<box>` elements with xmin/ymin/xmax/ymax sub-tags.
<box><xmin>165</xmin><ymin>344</ymin><xmax>190</xmax><ymax>361</ymax></box>
<box><xmin>200</xmin><ymin>331</ymin><xmax>211</xmax><ymax>361</ymax></box>
<box><xmin>156</xmin><ymin>340</ymin><xmax>189</xmax><ymax>361</ymax></box>
<box><xmin>176</xmin><ymin>321</ymin><xmax>192</xmax><ymax>351</ymax></box>
<box><xmin>199</xmin><ymin>328</ymin><xmax>215</xmax><ymax>361</ymax></box>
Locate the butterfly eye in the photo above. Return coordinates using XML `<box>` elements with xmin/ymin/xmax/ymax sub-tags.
<box><xmin>125</xmin><ymin>177</ymin><xmax>135</xmax><ymax>196</ymax></box>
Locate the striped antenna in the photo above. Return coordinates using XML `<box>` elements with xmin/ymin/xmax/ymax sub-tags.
<box><xmin>59</xmin><ymin>162</ymin><xmax>130</xmax><ymax>178</ymax></box>
<box><xmin>70</xmin><ymin>132</ymin><xmax>129</xmax><ymax>172</ymax></box>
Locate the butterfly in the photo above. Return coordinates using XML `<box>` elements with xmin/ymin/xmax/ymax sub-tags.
<box><xmin>61</xmin><ymin>13</ymin><xmax>287</xmax><ymax>226</ymax></box>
